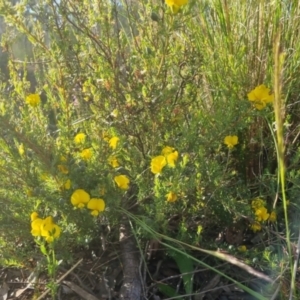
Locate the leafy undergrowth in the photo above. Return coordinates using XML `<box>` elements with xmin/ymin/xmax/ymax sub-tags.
<box><xmin>0</xmin><ymin>0</ymin><xmax>300</xmax><ymax>299</ymax></box>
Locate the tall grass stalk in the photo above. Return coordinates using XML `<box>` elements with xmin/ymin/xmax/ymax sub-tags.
<box><xmin>273</xmin><ymin>30</ymin><xmax>294</xmax><ymax>298</ymax></box>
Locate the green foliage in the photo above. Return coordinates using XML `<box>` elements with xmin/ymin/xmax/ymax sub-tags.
<box><xmin>0</xmin><ymin>0</ymin><xmax>299</xmax><ymax>298</ymax></box>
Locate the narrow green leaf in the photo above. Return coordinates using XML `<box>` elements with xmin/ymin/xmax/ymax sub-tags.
<box><xmin>157</xmin><ymin>283</ymin><xmax>184</xmax><ymax>300</ymax></box>
<box><xmin>171</xmin><ymin>250</ymin><xmax>193</xmax><ymax>294</ymax></box>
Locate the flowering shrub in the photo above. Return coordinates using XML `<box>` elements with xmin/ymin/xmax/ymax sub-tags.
<box><xmin>0</xmin><ymin>3</ymin><xmax>298</xmax><ymax>294</ymax></box>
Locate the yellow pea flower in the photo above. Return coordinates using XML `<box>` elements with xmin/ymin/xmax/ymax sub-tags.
<box><xmin>247</xmin><ymin>85</ymin><xmax>274</xmax><ymax>110</ymax></box>
<box><xmin>80</xmin><ymin>148</ymin><xmax>92</xmax><ymax>161</ymax></box>
<box><xmin>114</xmin><ymin>175</ymin><xmax>130</xmax><ymax>190</ymax></box>
<box><xmin>269</xmin><ymin>211</ymin><xmax>277</xmax><ymax>222</ymax></box>
<box><xmin>108</xmin><ymin>156</ymin><xmax>119</xmax><ymax>168</ymax></box>
<box><xmin>224</xmin><ymin>135</ymin><xmax>238</xmax><ymax>149</ymax></box>
<box><xmin>109</xmin><ymin>137</ymin><xmax>120</xmax><ymax>150</ymax></box>
<box><xmin>74</xmin><ymin>133</ymin><xmax>86</xmax><ymax>144</ymax></box>
<box><xmin>251</xmin><ymin>222</ymin><xmax>262</xmax><ymax>232</ymax></box>
<box><xmin>255</xmin><ymin>206</ymin><xmax>269</xmax><ymax>222</ymax></box>
<box><xmin>31</xmin><ymin>218</ymin><xmax>44</xmax><ymax>236</ymax></box>
<box><xmin>71</xmin><ymin>189</ymin><xmax>90</xmax><ymax>208</ymax></box>
<box><xmin>166</xmin><ymin>151</ymin><xmax>178</xmax><ymax>167</ymax></box>
<box><xmin>165</xmin><ymin>0</ymin><xmax>188</xmax><ymax>13</ymax></box>
<box><xmin>162</xmin><ymin>146</ymin><xmax>175</xmax><ymax>155</ymax></box>
<box><xmin>18</xmin><ymin>144</ymin><xmax>25</xmax><ymax>156</ymax></box>
<box><xmin>30</xmin><ymin>212</ymin><xmax>39</xmax><ymax>221</ymax></box>
<box><xmin>44</xmin><ymin>224</ymin><xmax>61</xmax><ymax>243</ymax></box>
<box><xmin>166</xmin><ymin>192</ymin><xmax>178</xmax><ymax>203</ymax></box>
<box><xmin>151</xmin><ymin>155</ymin><xmax>167</xmax><ymax>174</ymax></box>
<box><xmin>41</xmin><ymin>218</ymin><xmax>61</xmax><ymax>243</ymax></box>
<box><xmin>251</xmin><ymin>198</ymin><xmax>265</xmax><ymax>210</ymax></box>
<box><xmin>26</xmin><ymin>94</ymin><xmax>41</xmax><ymax>107</ymax></box>
<box><xmin>87</xmin><ymin>198</ymin><xmax>106</xmax><ymax>216</ymax></box>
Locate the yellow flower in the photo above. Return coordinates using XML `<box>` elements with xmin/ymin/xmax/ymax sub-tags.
<box><xmin>224</xmin><ymin>135</ymin><xmax>238</xmax><ymax>149</ymax></box>
<box><xmin>165</xmin><ymin>0</ymin><xmax>188</xmax><ymax>5</ymax></box>
<box><xmin>25</xmin><ymin>94</ymin><xmax>41</xmax><ymax>107</ymax></box>
<box><xmin>166</xmin><ymin>192</ymin><xmax>178</xmax><ymax>203</ymax></box>
<box><xmin>31</xmin><ymin>218</ymin><xmax>44</xmax><ymax>236</ymax></box>
<box><xmin>247</xmin><ymin>85</ymin><xmax>274</xmax><ymax>110</ymax></box>
<box><xmin>87</xmin><ymin>198</ymin><xmax>106</xmax><ymax>216</ymax></box>
<box><xmin>114</xmin><ymin>175</ymin><xmax>130</xmax><ymax>190</ymax></box>
<box><xmin>165</xmin><ymin>0</ymin><xmax>188</xmax><ymax>13</ymax></box>
<box><xmin>161</xmin><ymin>147</ymin><xmax>179</xmax><ymax>167</ymax></box>
<box><xmin>251</xmin><ymin>222</ymin><xmax>262</xmax><ymax>232</ymax></box>
<box><xmin>57</xmin><ymin>164</ymin><xmax>69</xmax><ymax>174</ymax></box>
<box><xmin>71</xmin><ymin>189</ymin><xmax>90</xmax><ymax>208</ymax></box>
<box><xmin>64</xmin><ymin>179</ymin><xmax>71</xmax><ymax>190</ymax></box>
<box><xmin>251</xmin><ymin>198</ymin><xmax>265</xmax><ymax>210</ymax></box>
<box><xmin>80</xmin><ymin>148</ymin><xmax>92</xmax><ymax>161</ymax></box>
<box><xmin>269</xmin><ymin>211</ymin><xmax>277</xmax><ymax>222</ymax></box>
<box><xmin>162</xmin><ymin>146</ymin><xmax>175</xmax><ymax>155</ymax></box>
<box><xmin>44</xmin><ymin>224</ymin><xmax>61</xmax><ymax>243</ymax></box>
<box><xmin>30</xmin><ymin>212</ymin><xmax>39</xmax><ymax>221</ymax></box>
<box><xmin>166</xmin><ymin>151</ymin><xmax>178</xmax><ymax>167</ymax></box>
<box><xmin>18</xmin><ymin>144</ymin><xmax>25</xmax><ymax>156</ymax></box>
<box><xmin>74</xmin><ymin>133</ymin><xmax>86</xmax><ymax>144</ymax></box>
<box><xmin>238</xmin><ymin>245</ymin><xmax>247</xmax><ymax>252</ymax></box>
<box><xmin>40</xmin><ymin>216</ymin><xmax>61</xmax><ymax>243</ymax></box>
<box><xmin>109</xmin><ymin>136</ymin><xmax>120</xmax><ymax>150</ymax></box>
<box><xmin>255</xmin><ymin>206</ymin><xmax>269</xmax><ymax>222</ymax></box>
<box><xmin>151</xmin><ymin>155</ymin><xmax>167</xmax><ymax>174</ymax></box>
<box><xmin>108</xmin><ymin>156</ymin><xmax>119</xmax><ymax>168</ymax></box>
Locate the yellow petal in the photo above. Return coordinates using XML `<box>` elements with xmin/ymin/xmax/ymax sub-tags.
<box><xmin>167</xmin><ymin>151</ymin><xmax>178</xmax><ymax>167</ymax></box>
<box><xmin>151</xmin><ymin>156</ymin><xmax>167</xmax><ymax>174</ymax></box>
<box><xmin>30</xmin><ymin>212</ymin><xmax>39</xmax><ymax>221</ymax></box>
<box><xmin>109</xmin><ymin>137</ymin><xmax>120</xmax><ymax>150</ymax></box>
<box><xmin>162</xmin><ymin>146</ymin><xmax>174</xmax><ymax>155</ymax></box>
